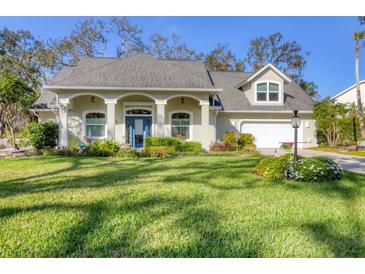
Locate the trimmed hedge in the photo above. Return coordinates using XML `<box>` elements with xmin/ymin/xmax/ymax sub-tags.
<box><xmin>145</xmin><ymin>137</ymin><xmax>181</xmax><ymax>148</ymax></box>
<box><xmin>145</xmin><ymin>137</ymin><xmax>202</xmax><ymax>153</ymax></box>
<box><xmin>179</xmin><ymin>141</ymin><xmax>202</xmax><ymax>153</ymax></box>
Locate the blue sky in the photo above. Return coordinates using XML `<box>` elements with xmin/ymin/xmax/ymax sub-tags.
<box><xmin>0</xmin><ymin>16</ymin><xmax>364</xmax><ymax>97</ymax></box>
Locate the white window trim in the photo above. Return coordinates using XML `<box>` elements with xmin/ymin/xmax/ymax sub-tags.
<box><xmin>82</xmin><ymin>110</ymin><xmax>107</xmax><ymax>139</ymax></box>
<box><xmin>168</xmin><ymin>110</ymin><xmax>193</xmax><ymax>141</ymax></box>
<box><xmin>254</xmin><ymin>80</ymin><xmax>282</xmax><ymax>104</ymax></box>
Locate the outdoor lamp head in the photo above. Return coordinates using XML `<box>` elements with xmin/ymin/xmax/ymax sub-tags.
<box><xmin>291</xmin><ymin>110</ymin><xmax>301</xmax><ymax>129</ymax></box>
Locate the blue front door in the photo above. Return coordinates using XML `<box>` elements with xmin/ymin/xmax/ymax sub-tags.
<box><xmin>126</xmin><ymin>116</ymin><xmax>152</xmax><ymax>148</ymax></box>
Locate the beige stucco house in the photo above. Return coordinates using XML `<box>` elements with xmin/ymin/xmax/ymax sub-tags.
<box><xmin>31</xmin><ymin>53</ymin><xmax>317</xmax><ymax>150</ymax></box>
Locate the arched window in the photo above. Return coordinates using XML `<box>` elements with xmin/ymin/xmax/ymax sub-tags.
<box><xmin>126</xmin><ymin>109</ymin><xmax>152</xmax><ymax>115</ymax></box>
<box><xmin>256</xmin><ymin>82</ymin><xmax>280</xmax><ymax>102</ymax></box>
<box><xmin>85</xmin><ymin>112</ymin><xmax>106</xmax><ymax>138</ymax></box>
<box><xmin>171</xmin><ymin>112</ymin><xmax>191</xmax><ymax>140</ymax></box>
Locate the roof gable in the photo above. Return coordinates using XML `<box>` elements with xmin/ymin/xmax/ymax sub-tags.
<box><xmin>235</xmin><ymin>63</ymin><xmax>292</xmax><ymax>89</ymax></box>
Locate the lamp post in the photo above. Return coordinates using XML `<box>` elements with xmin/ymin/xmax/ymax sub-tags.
<box><xmin>291</xmin><ymin>110</ymin><xmax>301</xmax><ymax>163</ymax></box>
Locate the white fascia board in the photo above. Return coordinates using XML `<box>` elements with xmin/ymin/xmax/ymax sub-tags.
<box><xmin>331</xmin><ymin>80</ymin><xmax>365</xmax><ymax>99</ymax></box>
<box><xmin>245</xmin><ymin>63</ymin><xmax>292</xmax><ymax>84</ymax></box>
<box><xmin>44</xmin><ymin>85</ymin><xmax>222</xmax><ymax>93</ymax></box>
<box><xmin>221</xmin><ymin>110</ymin><xmax>313</xmax><ymax>114</ymax></box>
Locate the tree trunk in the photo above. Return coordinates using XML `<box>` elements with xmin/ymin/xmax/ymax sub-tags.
<box><xmin>355</xmin><ymin>40</ymin><xmax>365</xmax><ymax>139</ymax></box>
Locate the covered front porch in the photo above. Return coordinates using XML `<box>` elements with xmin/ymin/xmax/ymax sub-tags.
<box><xmin>57</xmin><ymin>90</ymin><xmax>217</xmax><ymax>149</ymax></box>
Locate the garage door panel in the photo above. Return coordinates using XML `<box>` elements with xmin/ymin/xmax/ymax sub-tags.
<box><xmin>241</xmin><ymin>121</ymin><xmax>302</xmax><ymax>148</ymax></box>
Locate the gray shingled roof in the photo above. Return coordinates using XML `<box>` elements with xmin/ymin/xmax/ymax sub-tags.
<box><xmin>32</xmin><ymin>89</ymin><xmax>58</xmax><ymax>110</ymax></box>
<box><xmin>210</xmin><ymin>71</ymin><xmax>313</xmax><ymax>111</ymax></box>
<box><xmin>32</xmin><ymin>54</ymin><xmax>313</xmax><ymax>111</ymax></box>
<box><xmin>49</xmin><ymin>53</ymin><xmax>214</xmax><ymax>89</ymax></box>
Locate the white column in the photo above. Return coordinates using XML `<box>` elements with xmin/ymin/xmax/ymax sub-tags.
<box><xmin>156</xmin><ymin>100</ymin><xmax>166</xmax><ymax>137</ymax></box>
<box><xmin>105</xmin><ymin>99</ymin><xmax>117</xmax><ymax>140</ymax></box>
<box><xmin>200</xmin><ymin>100</ymin><xmax>210</xmax><ymax>149</ymax></box>
<box><xmin>59</xmin><ymin>99</ymin><xmax>69</xmax><ymax>147</ymax></box>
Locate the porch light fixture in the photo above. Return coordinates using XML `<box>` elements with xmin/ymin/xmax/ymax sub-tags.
<box><xmin>180</xmin><ymin>97</ymin><xmax>184</xmax><ymax>104</ymax></box>
<box><xmin>291</xmin><ymin>110</ymin><xmax>301</xmax><ymax>162</ymax></box>
<box><xmin>91</xmin><ymin>96</ymin><xmax>95</xmax><ymax>103</ymax></box>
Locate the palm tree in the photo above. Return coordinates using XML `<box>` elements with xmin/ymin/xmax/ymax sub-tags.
<box><xmin>353</xmin><ymin>31</ymin><xmax>365</xmax><ymax>140</ymax></box>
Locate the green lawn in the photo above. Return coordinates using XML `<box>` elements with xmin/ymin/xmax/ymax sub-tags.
<box><xmin>310</xmin><ymin>147</ymin><xmax>365</xmax><ymax>157</ymax></box>
<box><xmin>0</xmin><ymin>155</ymin><xmax>364</xmax><ymax>257</ymax></box>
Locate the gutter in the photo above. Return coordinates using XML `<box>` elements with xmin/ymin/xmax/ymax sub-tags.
<box><xmin>44</xmin><ymin>85</ymin><xmax>222</xmax><ymax>93</ymax></box>
<box><xmin>220</xmin><ymin>110</ymin><xmax>313</xmax><ymax>114</ymax></box>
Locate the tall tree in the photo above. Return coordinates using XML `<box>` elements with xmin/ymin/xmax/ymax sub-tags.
<box><xmin>353</xmin><ymin>31</ymin><xmax>365</xmax><ymax>139</ymax></box>
<box><xmin>246</xmin><ymin>32</ymin><xmax>308</xmax><ymax>77</ymax></box>
<box><xmin>298</xmin><ymin>79</ymin><xmax>320</xmax><ymax>99</ymax></box>
<box><xmin>146</xmin><ymin>33</ymin><xmax>201</xmax><ymax>60</ymax></box>
<box><xmin>204</xmin><ymin>43</ymin><xmax>244</xmax><ymax>72</ymax></box>
<box><xmin>0</xmin><ymin>28</ymin><xmax>48</xmax><ymax>134</ymax></box>
<box><xmin>0</xmin><ymin>28</ymin><xmax>46</xmax><ymax>89</ymax></box>
<box><xmin>48</xmin><ymin>18</ymin><xmax>107</xmax><ymax>71</ymax></box>
<box><xmin>110</xmin><ymin>17</ymin><xmax>144</xmax><ymax>58</ymax></box>
<box><xmin>0</xmin><ymin>72</ymin><xmax>38</xmax><ymax>148</ymax></box>
<box><xmin>245</xmin><ymin>32</ymin><xmax>318</xmax><ymax>98</ymax></box>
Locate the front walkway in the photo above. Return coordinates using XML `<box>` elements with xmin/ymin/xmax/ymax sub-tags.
<box><xmin>259</xmin><ymin>148</ymin><xmax>365</xmax><ymax>174</ymax></box>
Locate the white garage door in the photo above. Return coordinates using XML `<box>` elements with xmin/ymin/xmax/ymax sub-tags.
<box><xmin>241</xmin><ymin>121</ymin><xmax>303</xmax><ymax>148</ymax></box>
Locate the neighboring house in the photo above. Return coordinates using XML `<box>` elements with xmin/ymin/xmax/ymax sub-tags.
<box><xmin>30</xmin><ymin>53</ymin><xmax>317</xmax><ymax>149</ymax></box>
<box><xmin>332</xmin><ymin>80</ymin><xmax>365</xmax><ymax>107</ymax></box>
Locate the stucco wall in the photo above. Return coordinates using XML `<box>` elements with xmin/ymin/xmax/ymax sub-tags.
<box><xmin>38</xmin><ymin>112</ymin><xmax>57</xmax><ymax>122</ymax></box>
<box><xmin>216</xmin><ymin>112</ymin><xmax>317</xmax><ymax>148</ymax></box>
<box><xmin>243</xmin><ymin>69</ymin><xmax>285</xmax><ymax>106</ymax></box>
<box><xmin>55</xmin><ymin>91</ymin><xmax>214</xmax><ymax>148</ymax></box>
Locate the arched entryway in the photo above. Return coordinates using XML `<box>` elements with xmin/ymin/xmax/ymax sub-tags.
<box><xmin>117</xmin><ymin>93</ymin><xmax>155</xmax><ymax>148</ymax></box>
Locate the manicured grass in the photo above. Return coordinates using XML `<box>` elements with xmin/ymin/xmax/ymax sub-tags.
<box><xmin>310</xmin><ymin>147</ymin><xmax>365</xmax><ymax>157</ymax></box>
<box><xmin>0</xmin><ymin>155</ymin><xmax>364</xmax><ymax>257</ymax></box>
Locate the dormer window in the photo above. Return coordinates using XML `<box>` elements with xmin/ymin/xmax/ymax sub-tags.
<box><xmin>256</xmin><ymin>82</ymin><xmax>280</xmax><ymax>102</ymax></box>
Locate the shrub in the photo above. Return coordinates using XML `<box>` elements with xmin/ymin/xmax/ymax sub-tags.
<box><xmin>255</xmin><ymin>158</ymin><xmax>287</xmax><ymax>180</ymax></box>
<box><xmin>286</xmin><ymin>157</ymin><xmax>342</xmax><ymax>182</ymax></box>
<box><xmin>223</xmin><ymin>131</ymin><xmax>237</xmax><ymax>145</ymax></box>
<box><xmin>86</xmin><ymin>139</ymin><xmax>120</xmax><ymax>156</ymax></box>
<box><xmin>237</xmin><ymin>133</ymin><xmax>255</xmax><ymax>149</ymax></box>
<box><xmin>179</xmin><ymin>141</ymin><xmax>202</xmax><ymax>153</ymax></box>
<box><xmin>23</xmin><ymin>121</ymin><xmax>58</xmax><ymax>150</ymax></box>
<box><xmin>145</xmin><ymin>137</ymin><xmax>182</xmax><ymax>148</ymax></box>
<box><xmin>143</xmin><ymin>146</ymin><xmax>174</xmax><ymax>158</ymax></box>
<box><xmin>209</xmin><ymin>141</ymin><xmax>235</xmax><ymax>152</ymax></box>
<box><xmin>256</xmin><ymin>154</ymin><xmax>342</xmax><ymax>182</ymax></box>
<box><xmin>117</xmin><ymin>147</ymin><xmax>138</xmax><ymax>158</ymax></box>
<box><xmin>242</xmin><ymin>144</ymin><xmax>257</xmax><ymax>153</ymax></box>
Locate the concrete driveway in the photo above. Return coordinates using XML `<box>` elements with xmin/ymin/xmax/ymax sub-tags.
<box><xmin>259</xmin><ymin>148</ymin><xmax>365</xmax><ymax>174</ymax></box>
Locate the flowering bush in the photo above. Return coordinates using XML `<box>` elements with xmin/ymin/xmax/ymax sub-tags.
<box><xmin>256</xmin><ymin>154</ymin><xmax>342</xmax><ymax>182</ymax></box>
<box><xmin>286</xmin><ymin>157</ymin><xmax>342</xmax><ymax>182</ymax></box>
